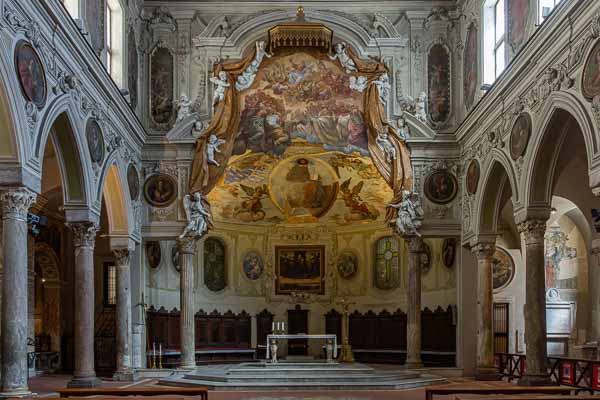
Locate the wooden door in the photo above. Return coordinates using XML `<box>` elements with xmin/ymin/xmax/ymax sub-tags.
<box><xmin>493</xmin><ymin>302</ymin><xmax>509</xmax><ymax>354</ymax></box>
<box><xmin>287</xmin><ymin>306</ymin><xmax>308</xmax><ymax>355</ymax></box>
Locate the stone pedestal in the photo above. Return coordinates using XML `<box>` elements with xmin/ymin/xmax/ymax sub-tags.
<box><xmin>517</xmin><ymin>219</ymin><xmax>553</xmax><ymax>386</ymax></box>
<box><xmin>178</xmin><ymin>237</ymin><xmax>196</xmax><ymax>369</ymax></box>
<box><xmin>340</xmin><ymin>310</ymin><xmax>354</xmax><ymax>363</ymax></box>
<box><xmin>473</xmin><ymin>243</ymin><xmax>502</xmax><ymax>380</ymax></box>
<box><xmin>0</xmin><ymin>188</ymin><xmax>36</xmax><ymax>397</ymax></box>
<box><xmin>67</xmin><ymin>222</ymin><xmax>101</xmax><ymax>388</ymax></box>
<box><xmin>405</xmin><ymin>236</ymin><xmax>423</xmax><ymax>368</ymax></box>
<box><xmin>113</xmin><ymin>248</ymin><xmax>136</xmax><ymax>381</ymax></box>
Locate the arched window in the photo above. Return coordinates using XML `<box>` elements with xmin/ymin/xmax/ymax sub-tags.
<box><xmin>106</xmin><ymin>0</ymin><xmax>124</xmax><ymax>87</ymax></box>
<box><xmin>539</xmin><ymin>0</ymin><xmax>563</xmax><ymax>23</ymax></box>
<box><xmin>483</xmin><ymin>0</ymin><xmax>506</xmax><ymax>85</ymax></box>
<box><xmin>62</xmin><ymin>0</ymin><xmax>79</xmax><ymax>19</ymax></box>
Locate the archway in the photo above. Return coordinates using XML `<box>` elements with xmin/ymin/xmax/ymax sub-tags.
<box><xmin>33</xmin><ymin>243</ymin><xmax>61</xmax><ymax>355</ymax></box>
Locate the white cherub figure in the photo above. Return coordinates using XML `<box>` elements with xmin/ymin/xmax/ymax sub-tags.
<box><xmin>175</xmin><ymin>94</ymin><xmax>193</xmax><ymax>124</ymax></box>
<box><xmin>397</xmin><ymin>117</ymin><xmax>409</xmax><ymax>140</ymax></box>
<box><xmin>415</xmin><ymin>92</ymin><xmax>427</xmax><ymax>122</ymax></box>
<box><xmin>206</xmin><ymin>134</ymin><xmax>226</xmax><ymax>166</ymax></box>
<box><xmin>209</xmin><ymin>71</ymin><xmax>229</xmax><ymax>107</ymax></box>
<box><xmin>329</xmin><ymin>42</ymin><xmax>357</xmax><ymax>73</ymax></box>
<box><xmin>349</xmin><ymin>75</ymin><xmax>368</xmax><ymax>92</ymax></box>
<box><xmin>376</xmin><ymin>128</ymin><xmax>396</xmax><ymax>163</ymax></box>
<box><xmin>253</xmin><ymin>40</ymin><xmax>272</xmax><ymax>68</ymax></box>
<box><xmin>372</xmin><ymin>73</ymin><xmax>391</xmax><ymax>104</ymax></box>
<box><xmin>180</xmin><ymin>192</ymin><xmax>211</xmax><ymax>239</ymax></box>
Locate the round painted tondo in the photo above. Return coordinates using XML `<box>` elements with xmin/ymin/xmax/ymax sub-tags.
<box><xmin>86</xmin><ymin>119</ymin><xmax>105</xmax><ymax>164</ymax></box>
<box><xmin>143</xmin><ymin>174</ymin><xmax>178</xmax><ymax>208</ymax></box>
<box><xmin>14</xmin><ymin>40</ymin><xmax>47</xmax><ymax>108</ymax></box>
<box><xmin>510</xmin><ymin>113</ymin><xmax>531</xmax><ymax>160</ymax></box>
<box><xmin>466</xmin><ymin>159</ymin><xmax>480</xmax><ymax>195</ymax></box>
<box><xmin>492</xmin><ymin>247</ymin><xmax>516</xmax><ymax>291</ymax></box>
<box><xmin>127</xmin><ymin>163</ymin><xmax>140</xmax><ymax>201</ymax></box>
<box><xmin>242</xmin><ymin>250</ymin><xmax>264</xmax><ymax>280</ymax></box>
<box><xmin>582</xmin><ymin>39</ymin><xmax>600</xmax><ymax>100</ymax></box>
<box><xmin>337</xmin><ymin>251</ymin><xmax>358</xmax><ymax>279</ymax></box>
<box><xmin>424</xmin><ymin>171</ymin><xmax>458</xmax><ymax>204</ymax></box>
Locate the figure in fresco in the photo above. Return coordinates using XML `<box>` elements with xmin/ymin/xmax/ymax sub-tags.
<box><xmin>210</xmin><ymin>71</ymin><xmax>230</xmax><ymax>107</ymax></box>
<box><xmin>235</xmin><ymin>184</ymin><xmax>269</xmax><ymax>222</ymax></box>
<box><xmin>388</xmin><ymin>190</ymin><xmax>424</xmax><ymax>236</ymax></box>
<box><xmin>339</xmin><ymin>178</ymin><xmax>380</xmax><ymax>222</ymax></box>
<box><xmin>329</xmin><ymin>42</ymin><xmax>357</xmax><ymax>73</ymax></box>
<box><xmin>207</xmin><ymin>134</ymin><xmax>227</xmax><ymax>166</ymax></box>
<box><xmin>544</xmin><ymin>226</ymin><xmax>578</xmax><ymax>289</ymax></box>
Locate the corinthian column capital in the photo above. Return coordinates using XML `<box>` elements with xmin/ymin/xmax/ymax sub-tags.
<box><xmin>0</xmin><ymin>188</ymin><xmax>36</xmax><ymax>221</ymax></box>
<box><xmin>68</xmin><ymin>222</ymin><xmax>99</xmax><ymax>248</ymax></box>
<box><xmin>113</xmin><ymin>248</ymin><xmax>131</xmax><ymax>267</ymax></box>
<box><xmin>407</xmin><ymin>235</ymin><xmax>424</xmax><ymax>253</ymax></box>
<box><xmin>472</xmin><ymin>242</ymin><xmax>496</xmax><ymax>260</ymax></box>
<box><xmin>517</xmin><ymin>219</ymin><xmax>547</xmax><ymax>245</ymax></box>
<box><xmin>178</xmin><ymin>236</ymin><xmax>196</xmax><ymax>255</ymax></box>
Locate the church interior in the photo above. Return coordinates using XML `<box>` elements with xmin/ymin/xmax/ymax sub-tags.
<box><xmin>1</xmin><ymin>0</ymin><xmax>600</xmax><ymax>398</ymax></box>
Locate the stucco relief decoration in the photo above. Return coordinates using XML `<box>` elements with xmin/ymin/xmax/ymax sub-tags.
<box><xmin>185</xmin><ymin>13</ymin><xmax>413</xmax><ymax>240</ymax></box>
<box><xmin>150</xmin><ymin>45</ymin><xmax>175</xmax><ymax>128</ymax></box>
<box><xmin>427</xmin><ymin>44</ymin><xmax>451</xmax><ymax>125</ymax></box>
<box><xmin>508</xmin><ymin>0</ymin><xmax>529</xmax><ymax>52</ymax></box>
<box><xmin>463</xmin><ymin>23</ymin><xmax>478</xmax><ymax>110</ymax></box>
<box><xmin>509</xmin><ymin>112</ymin><xmax>532</xmax><ymax>160</ymax></box>
<box><xmin>15</xmin><ymin>40</ymin><xmax>47</xmax><ymax>108</ymax></box>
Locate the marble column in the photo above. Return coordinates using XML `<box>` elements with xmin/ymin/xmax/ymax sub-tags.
<box><xmin>473</xmin><ymin>243</ymin><xmax>502</xmax><ymax>380</ymax></box>
<box><xmin>113</xmin><ymin>248</ymin><xmax>135</xmax><ymax>381</ymax></box>
<box><xmin>67</xmin><ymin>222</ymin><xmax>101</xmax><ymax>388</ymax></box>
<box><xmin>0</xmin><ymin>188</ymin><xmax>36</xmax><ymax>397</ymax></box>
<box><xmin>405</xmin><ymin>235</ymin><xmax>423</xmax><ymax>368</ymax></box>
<box><xmin>517</xmin><ymin>219</ymin><xmax>552</xmax><ymax>385</ymax></box>
<box><xmin>178</xmin><ymin>237</ymin><xmax>196</xmax><ymax>369</ymax></box>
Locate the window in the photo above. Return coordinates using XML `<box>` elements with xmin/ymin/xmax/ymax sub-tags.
<box><xmin>106</xmin><ymin>0</ymin><xmax>124</xmax><ymax>87</ymax></box>
<box><xmin>483</xmin><ymin>0</ymin><xmax>507</xmax><ymax>85</ymax></box>
<box><xmin>104</xmin><ymin>263</ymin><xmax>116</xmax><ymax>307</ymax></box>
<box><xmin>62</xmin><ymin>0</ymin><xmax>79</xmax><ymax>19</ymax></box>
<box><xmin>539</xmin><ymin>0</ymin><xmax>563</xmax><ymax>23</ymax></box>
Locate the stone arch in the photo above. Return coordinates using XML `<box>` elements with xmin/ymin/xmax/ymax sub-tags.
<box><xmin>523</xmin><ymin>91</ymin><xmax>597</xmax><ymax>209</ymax></box>
<box><xmin>99</xmin><ymin>162</ymin><xmax>131</xmax><ymax>237</ymax></box>
<box><xmin>33</xmin><ymin>97</ymin><xmax>91</xmax><ymax>208</ymax></box>
<box><xmin>475</xmin><ymin>152</ymin><xmax>518</xmax><ymax>237</ymax></box>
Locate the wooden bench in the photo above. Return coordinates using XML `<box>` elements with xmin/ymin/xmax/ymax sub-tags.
<box><xmin>57</xmin><ymin>387</ymin><xmax>208</xmax><ymax>399</ymax></box>
<box><xmin>455</xmin><ymin>396</ymin><xmax>600</xmax><ymax>400</ymax></box>
<box><xmin>425</xmin><ymin>385</ymin><xmax>574</xmax><ymax>400</ymax></box>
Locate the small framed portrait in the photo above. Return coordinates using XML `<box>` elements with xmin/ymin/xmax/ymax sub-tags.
<box><xmin>466</xmin><ymin>159</ymin><xmax>480</xmax><ymax>195</ymax></box>
<box><xmin>510</xmin><ymin>113</ymin><xmax>531</xmax><ymax>160</ymax></box>
<box><xmin>14</xmin><ymin>40</ymin><xmax>47</xmax><ymax>108</ymax></box>
<box><xmin>143</xmin><ymin>174</ymin><xmax>178</xmax><ymax>208</ymax></box>
<box><xmin>493</xmin><ymin>247</ymin><xmax>516</xmax><ymax>291</ymax></box>
<box><xmin>145</xmin><ymin>241</ymin><xmax>161</xmax><ymax>269</ymax></box>
<box><xmin>582</xmin><ymin>39</ymin><xmax>600</xmax><ymax>100</ymax></box>
<box><xmin>86</xmin><ymin>119</ymin><xmax>105</xmax><ymax>164</ymax></box>
<box><xmin>337</xmin><ymin>251</ymin><xmax>358</xmax><ymax>279</ymax></box>
<box><xmin>424</xmin><ymin>171</ymin><xmax>458</xmax><ymax>204</ymax></box>
<box><xmin>127</xmin><ymin>164</ymin><xmax>140</xmax><ymax>201</ymax></box>
<box><xmin>243</xmin><ymin>250</ymin><xmax>264</xmax><ymax>280</ymax></box>
<box><xmin>442</xmin><ymin>238</ymin><xmax>456</xmax><ymax>268</ymax></box>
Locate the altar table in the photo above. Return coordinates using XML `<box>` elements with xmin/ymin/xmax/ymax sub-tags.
<box><xmin>266</xmin><ymin>334</ymin><xmax>337</xmax><ymax>360</ymax></box>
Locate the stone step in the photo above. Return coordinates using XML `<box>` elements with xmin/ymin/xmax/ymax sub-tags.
<box><xmin>182</xmin><ymin>372</ymin><xmax>421</xmax><ymax>383</ymax></box>
<box><xmin>226</xmin><ymin>366</ymin><xmax>375</xmax><ymax>375</ymax></box>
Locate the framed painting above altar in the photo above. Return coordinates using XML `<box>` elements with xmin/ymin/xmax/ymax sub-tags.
<box><xmin>275</xmin><ymin>245</ymin><xmax>325</xmax><ymax>295</ymax></box>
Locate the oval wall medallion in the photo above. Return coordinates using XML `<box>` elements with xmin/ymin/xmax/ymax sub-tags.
<box><xmin>85</xmin><ymin>119</ymin><xmax>105</xmax><ymax>164</ymax></box>
<box><xmin>466</xmin><ymin>159</ymin><xmax>480</xmax><ymax>195</ymax></box>
<box><xmin>145</xmin><ymin>241</ymin><xmax>161</xmax><ymax>269</ymax></box>
<box><xmin>242</xmin><ymin>250</ymin><xmax>264</xmax><ymax>280</ymax></box>
<box><xmin>14</xmin><ymin>40</ymin><xmax>47</xmax><ymax>108</ymax></box>
<box><xmin>171</xmin><ymin>244</ymin><xmax>180</xmax><ymax>273</ymax></box>
<box><xmin>337</xmin><ymin>251</ymin><xmax>358</xmax><ymax>279</ymax></box>
<box><xmin>127</xmin><ymin>163</ymin><xmax>140</xmax><ymax>201</ymax></box>
<box><xmin>442</xmin><ymin>238</ymin><xmax>456</xmax><ymax>268</ymax></box>
<box><xmin>427</xmin><ymin>44</ymin><xmax>451</xmax><ymax>125</ymax></box>
<box><xmin>143</xmin><ymin>173</ymin><xmax>178</xmax><ymax>208</ymax></box>
<box><xmin>582</xmin><ymin>39</ymin><xmax>600</xmax><ymax>100</ymax></box>
<box><xmin>424</xmin><ymin>170</ymin><xmax>458</xmax><ymax>204</ymax></box>
<box><xmin>510</xmin><ymin>113</ymin><xmax>532</xmax><ymax>160</ymax></box>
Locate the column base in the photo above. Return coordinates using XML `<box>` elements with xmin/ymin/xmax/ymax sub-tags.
<box><xmin>67</xmin><ymin>376</ymin><xmax>102</xmax><ymax>388</ymax></box>
<box><xmin>113</xmin><ymin>369</ymin><xmax>137</xmax><ymax>382</ymax></box>
<box><xmin>0</xmin><ymin>389</ymin><xmax>31</xmax><ymax>399</ymax></box>
<box><xmin>475</xmin><ymin>367</ymin><xmax>503</xmax><ymax>381</ymax></box>
<box><xmin>178</xmin><ymin>364</ymin><xmax>197</xmax><ymax>371</ymax></box>
<box><xmin>517</xmin><ymin>374</ymin><xmax>555</xmax><ymax>386</ymax></box>
<box><xmin>340</xmin><ymin>344</ymin><xmax>354</xmax><ymax>363</ymax></box>
<box><xmin>404</xmin><ymin>360</ymin><xmax>424</xmax><ymax>368</ymax></box>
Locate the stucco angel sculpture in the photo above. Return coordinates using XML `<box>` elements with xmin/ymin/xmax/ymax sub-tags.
<box><xmin>236</xmin><ymin>41</ymin><xmax>272</xmax><ymax>91</ymax></box>
<box><xmin>349</xmin><ymin>75</ymin><xmax>368</xmax><ymax>92</ymax></box>
<box><xmin>207</xmin><ymin>134</ymin><xmax>226</xmax><ymax>166</ymax></box>
<box><xmin>175</xmin><ymin>94</ymin><xmax>193</xmax><ymax>124</ymax></box>
<box><xmin>414</xmin><ymin>92</ymin><xmax>427</xmax><ymax>122</ymax></box>
<box><xmin>210</xmin><ymin>71</ymin><xmax>229</xmax><ymax>107</ymax></box>
<box><xmin>373</xmin><ymin>73</ymin><xmax>391</xmax><ymax>105</ymax></box>
<box><xmin>376</xmin><ymin>129</ymin><xmax>396</xmax><ymax>163</ymax></box>
<box><xmin>388</xmin><ymin>190</ymin><xmax>424</xmax><ymax>237</ymax></box>
<box><xmin>180</xmin><ymin>192</ymin><xmax>211</xmax><ymax>239</ymax></box>
<box><xmin>329</xmin><ymin>42</ymin><xmax>357</xmax><ymax>73</ymax></box>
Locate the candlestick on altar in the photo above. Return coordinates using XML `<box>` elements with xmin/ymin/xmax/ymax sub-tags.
<box><xmin>159</xmin><ymin>343</ymin><xmax>163</xmax><ymax>369</ymax></box>
<box><xmin>152</xmin><ymin>342</ymin><xmax>156</xmax><ymax>369</ymax></box>
<box><xmin>272</xmin><ymin>321</ymin><xmax>275</xmax><ymax>332</ymax></box>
